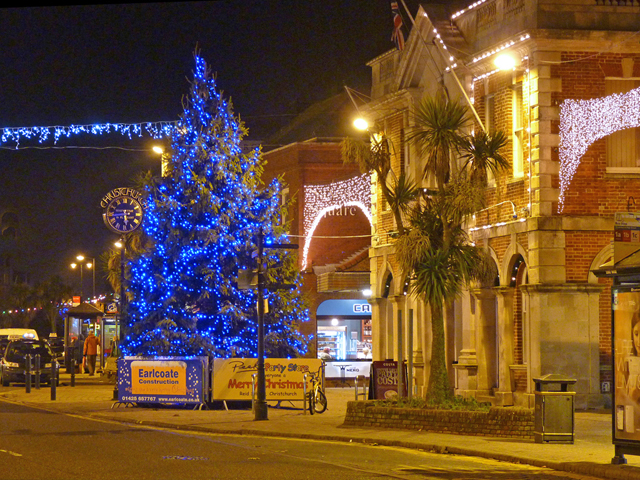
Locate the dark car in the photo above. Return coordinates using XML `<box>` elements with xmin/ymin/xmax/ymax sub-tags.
<box><xmin>0</xmin><ymin>339</ymin><xmax>9</xmax><ymax>359</ymax></box>
<box><xmin>46</xmin><ymin>336</ymin><xmax>65</xmax><ymax>364</ymax></box>
<box><xmin>0</xmin><ymin>339</ymin><xmax>57</xmax><ymax>386</ymax></box>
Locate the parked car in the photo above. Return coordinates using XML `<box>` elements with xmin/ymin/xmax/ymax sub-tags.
<box><xmin>0</xmin><ymin>339</ymin><xmax>57</xmax><ymax>386</ymax></box>
<box><xmin>0</xmin><ymin>339</ymin><xmax>10</xmax><ymax>359</ymax></box>
<box><xmin>0</xmin><ymin>328</ymin><xmax>38</xmax><ymax>341</ymax></box>
<box><xmin>46</xmin><ymin>336</ymin><xmax>65</xmax><ymax>364</ymax></box>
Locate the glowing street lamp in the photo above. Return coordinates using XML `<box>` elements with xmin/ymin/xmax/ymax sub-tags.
<box><xmin>153</xmin><ymin>145</ymin><xmax>169</xmax><ymax>177</ymax></box>
<box><xmin>70</xmin><ymin>255</ymin><xmax>89</xmax><ymax>299</ymax></box>
<box><xmin>494</xmin><ymin>53</ymin><xmax>517</xmax><ymax>71</ymax></box>
<box><xmin>353</xmin><ymin>117</ymin><xmax>369</xmax><ymax>131</ymax></box>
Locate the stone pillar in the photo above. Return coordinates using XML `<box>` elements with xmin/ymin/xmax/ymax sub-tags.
<box><xmin>454</xmin><ymin>289</ymin><xmax>478</xmax><ymax>397</ymax></box>
<box><xmin>413</xmin><ymin>299</ymin><xmax>428</xmax><ymax>397</ymax></box>
<box><xmin>520</xmin><ymin>283</ymin><xmax>605</xmax><ymax>409</ymax></box>
<box><xmin>471</xmin><ymin>288</ymin><xmax>498</xmax><ymax>399</ymax></box>
<box><xmin>494</xmin><ymin>286</ymin><xmax>515</xmax><ymax>406</ymax></box>
<box><xmin>390</xmin><ymin>295</ymin><xmax>406</xmax><ymax>361</ymax></box>
<box><xmin>368</xmin><ymin>297</ymin><xmax>385</xmax><ymax>361</ymax></box>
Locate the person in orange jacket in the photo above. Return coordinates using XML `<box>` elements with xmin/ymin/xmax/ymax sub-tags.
<box><xmin>83</xmin><ymin>330</ymin><xmax>101</xmax><ymax>376</ymax></box>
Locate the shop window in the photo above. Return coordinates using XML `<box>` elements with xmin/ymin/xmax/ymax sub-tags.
<box><xmin>485</xmin><ymin>94</ymin><xmax>495</xmax><ymax>134</ymax></box>
<box><xmin>512</xmin><ymin>83</ymin><xmax>524</xmax><ymax>178</ymax></box>
<box><xmin>606</xmin><ymin>79</ymin><xmax>640</xmax><ymax>173</ymax></box>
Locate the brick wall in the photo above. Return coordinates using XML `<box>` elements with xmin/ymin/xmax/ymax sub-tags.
<box><xmin>553</xmin><ymin>53</ymin><xmax>640</xmax><ymax>216</ymax></box>
<box><xmin>343</xmin><ymin>401</ymin><xmax>534</xmax><ymax>439</ymax></box>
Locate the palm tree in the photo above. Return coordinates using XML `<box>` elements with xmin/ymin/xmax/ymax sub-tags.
<box><xmin>342</xmin><ymin>131</ymin><xmax>418</xmax><ymax>236</ymax></box>
<box><xmin>407</xmin><ymin>94</ymin><xmax>470</xmax><ymax>190</ymax></box>
<box><xmin>396</xmin><ymin>95</ymin><xmax>509</xmax><ymax>403</ymax></box>
<box><xmin>459</xmin><ymin>130</ymin><xmax>509</xmax><ymax>187</ymax></box>
<box><xmin>32</xmin><ymin>276</ymin><xmax>73</xmax><ymax>333</ymax></box>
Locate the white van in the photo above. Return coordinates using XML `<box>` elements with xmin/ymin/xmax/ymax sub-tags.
<box><xmin>0</xmin><ymin>328</ymin><xmax>39</xmax><ymax>341</ymax></box>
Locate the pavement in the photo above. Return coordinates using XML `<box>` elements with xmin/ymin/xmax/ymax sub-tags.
<box><xmin>1</xmin><ymin>373</ymin><xmax>640</xmax><ymax>480</ymax></box>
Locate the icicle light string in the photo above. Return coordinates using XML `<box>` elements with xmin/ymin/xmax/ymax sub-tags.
<box><xmin>559</xmin><ymin>85</ymin><xmax>640</xmax><ymax>211</ymax></box>
<box><xmin>0</xmin><ymin>121</ymin><xmax>177</xmax><ymax>148</ymax></box>
<box><xmin>302</xmin><ymin>173</ymin><xmax>372</xmax><ymax>270</ymax></box>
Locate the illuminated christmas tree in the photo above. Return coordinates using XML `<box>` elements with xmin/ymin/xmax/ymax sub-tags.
<box><xmin>122</xmin><ymin>53</ymin><xmax>309</xmax><ymax>358</ymax></box>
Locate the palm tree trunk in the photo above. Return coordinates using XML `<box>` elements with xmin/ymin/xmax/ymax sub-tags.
<box><xmin>426</xmin><ymin>301</ymin><xmax>453</xmax><ymax>403</ymax></box>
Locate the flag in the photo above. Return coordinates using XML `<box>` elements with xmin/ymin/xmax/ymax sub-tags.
<box><xmin>390</xmin><ymin>1</ymin><xmax>405</xmax><ymax>50</ymax></box>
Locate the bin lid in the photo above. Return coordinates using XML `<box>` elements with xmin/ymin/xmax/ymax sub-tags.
<box><xmin>532</xmin><ymin>373</ymin><xmax>577</xmax><ymax>384</ymax></box>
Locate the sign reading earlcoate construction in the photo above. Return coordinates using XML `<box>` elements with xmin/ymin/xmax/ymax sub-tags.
<box><xmin>212</xmin><ymin>358</ymin><xmax>323</xmax><ymax>401</ymax></box>
<box><xmin>118</xmin><ymin>356</ymin><xmax>208</xmax><ymax>404</ymax></box>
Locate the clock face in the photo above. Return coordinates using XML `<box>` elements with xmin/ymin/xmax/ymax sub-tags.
<box><xmin>103</xmin><ymin>196</ymin><xmax>144</xmax><ymax>233</ymax></box>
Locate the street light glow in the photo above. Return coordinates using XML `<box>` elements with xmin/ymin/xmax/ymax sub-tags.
<box><xmin>353</xmin><ymin>117</ymin><xmax>369</xmax><ymax>131</ymax></box>
<box><xmin>494</xmin><ymin>53</ymin><xmax>516</xmax><ymax>71</ymax></box>
<box><xmin>152</xmin><ymin>145</ymin><xmax>164</xmax><ymax>154</ymax></box>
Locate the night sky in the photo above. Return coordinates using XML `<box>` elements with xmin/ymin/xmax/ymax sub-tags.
<box><xmin>0</xmin><ymin>1</ymin><xmax>420</xmax><ymax>294</ymax></box>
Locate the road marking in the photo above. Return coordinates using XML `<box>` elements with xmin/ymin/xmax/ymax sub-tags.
<box><xmin>0</xmin><ymin>449</ymin><xmax>22</xmax><ymax>457</ymax></box>
<box><xmin>163</xmin><ymin>455</ymin><xmax>208</xmax><ymax>461</ymax></box>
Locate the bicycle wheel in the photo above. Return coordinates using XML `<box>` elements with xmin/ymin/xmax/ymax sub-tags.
<box><xmin>313</xmin><ymin>388</ymin><xmax>327</xmax><ymax>413</ymax></box>
<box><xmin>307</xmin><ymin>391</ymin><xmax>315</xmax><ymax>415</ymax></box>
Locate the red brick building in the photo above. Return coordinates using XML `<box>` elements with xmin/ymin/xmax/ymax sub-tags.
<box><xmin>362</xmin><ymin>0</ymin><xmax>640</xmax><ymax>408</ymax></box>
<box><xmin>261</xmin><ymin>94</ymin><xmax>372</xmax><ymax>363</ymax></box>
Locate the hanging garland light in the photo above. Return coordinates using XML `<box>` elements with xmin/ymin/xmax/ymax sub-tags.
<box><xmin>0</xmin><ymin>121</ymin><xmax>176</xmax><ymax>148</ymax></box>
<box><xmin>559</xmin><ymin>85</ymin><xmax>640</xmax><ymax>211</ymax></box>
<box><xmin>301</xmin><ymin>173</ymin><xmax>372</xmax><ymax>270</ymax></box>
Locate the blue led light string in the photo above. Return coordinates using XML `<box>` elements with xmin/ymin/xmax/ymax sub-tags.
<box><xmin>121</xmin><ymin>53</ymin><xmax>309</xmax><ymax>358</ymax></box>
<box><xmin>0</xmin><ymin>121</ymin><xmax>177</xmax><ymax>148</ymax></box>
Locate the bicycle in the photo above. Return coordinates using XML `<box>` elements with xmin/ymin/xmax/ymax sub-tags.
<box><xmin>306</xmin><ymin>370</ymin><xmax>327</xmax><ymax>414</ymax></box>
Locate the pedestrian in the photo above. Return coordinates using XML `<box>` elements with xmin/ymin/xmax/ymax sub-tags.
<box><xmin>83</xmin><ymin>330</ymin><xmax>100</xmax><ymax>376</ymax></box>
<box><xmin>319</xmin><ymin>347</ymin><xmax>333</xmax><ymax>361</ymax></box>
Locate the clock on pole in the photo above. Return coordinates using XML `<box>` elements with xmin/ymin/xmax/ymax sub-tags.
<box><xmin>102</xmin><ymin>188</ymin><xmax>145</xmax><ymax>234</ymax></box>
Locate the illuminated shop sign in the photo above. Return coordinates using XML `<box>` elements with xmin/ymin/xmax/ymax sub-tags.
<box><xmin>317</xmin><ymin>299</ymin><xmax>372</xmax><ymax>318</ymax></box>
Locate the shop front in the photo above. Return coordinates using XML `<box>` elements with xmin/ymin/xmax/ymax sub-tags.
<box><xmin>316</xmin><ymin>299</ymin><xmax>372</xmax><ymax>384</ymax></box>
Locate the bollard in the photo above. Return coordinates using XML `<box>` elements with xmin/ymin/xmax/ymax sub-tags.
<box><xmin>50</xmin><ymin>361</ymin><xmax>57</xmax><ymax>401</ymax></box>
<box><xmin>70</xmin><ymin>358</ymin><xmax>76</xmax><ymax>387</ymax></box>
<box><xmin>25</xmin><ymin>354</ymin><xmax>31</xmax><ymax>394</ymax></box>
<box><xmin>34</xmin><ymin>354</ymin><xmax>41</xmax><ymax>390</ymax></box>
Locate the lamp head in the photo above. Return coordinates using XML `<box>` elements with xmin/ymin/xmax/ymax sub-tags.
<box><xmin>353</xmin><ymin>117</ymin><xmax>369</xmax><ymax>131</ymax></box>
<box><xmin>494</xmin><ymin>53</ymin><xmax>518</xmax><ymax>71</ymax></box>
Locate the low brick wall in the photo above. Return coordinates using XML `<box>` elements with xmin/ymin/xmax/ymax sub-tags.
<box><xmin>343</xmin><ymin>401</ymin><xmax>534</xmax><ymax>440</ymax></box>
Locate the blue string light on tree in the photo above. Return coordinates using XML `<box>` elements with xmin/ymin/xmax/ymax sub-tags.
<box><xmin>122</xmin><ymin>52</ymin><xmax>309</xmax><ymax>359</ymax></box>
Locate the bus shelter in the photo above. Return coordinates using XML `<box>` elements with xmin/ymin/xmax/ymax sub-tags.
<box><xmin>64</xmin><ymin>303</ymin><xmax>104</xmax><ymax>373</ymax></box>
<box><xmin>593</xmin><ymin>249</ymin><xmax>640</xmax><ymax>464</ymax></box>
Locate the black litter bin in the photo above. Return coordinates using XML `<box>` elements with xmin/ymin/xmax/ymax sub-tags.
<box><xmin>533</xmin><ymin>374</ymin><xmax>577</xmax><ymax>443</ymax></box>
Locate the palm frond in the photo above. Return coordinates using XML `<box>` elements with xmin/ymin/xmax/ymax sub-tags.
<box><xmin>407</xmin><ymin>96</ymin><xmax>471</xmax><ymax>184</ymax></box>
<box><xmin>459</xmin><ymin>130</ymin><xmax>509</xmax><ymax>185</ymax></box>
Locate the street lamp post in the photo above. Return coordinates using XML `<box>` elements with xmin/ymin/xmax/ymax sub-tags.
<box><xmin>114</xmin><ymin>240</ymin><xmax>126</xmax><ymax>340</ymax></box>
<box><xmin>70</xmin><ymin>259</ymin><xmax>84</xmax><ymax>299</ymax></box>
<box><xmin>85</xmin><ymin>257</ymin><xmax>96</xmax><ymax>298</ymax></box>
<box><xmin>71</xmin><ymin>255</ymin><xmax>94</xmax><ymax>301</ymax></box>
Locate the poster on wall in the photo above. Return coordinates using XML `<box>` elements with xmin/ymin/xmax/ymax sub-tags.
<box><xmin>212</xmin><ymin>358</ymin><xmax>323</xmax><ymax>401</ymax></box>
<box><xmin>118</xmin><ymin>356</ymin><xmax>208</xmax><ymax>404</ymax></box>
<box><xmin>613</xmin><ymin>289</ymin><xmax>640</xmax><ymax>444</ymax></box>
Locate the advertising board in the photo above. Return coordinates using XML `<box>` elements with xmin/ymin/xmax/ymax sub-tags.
<box><xmin>324</xmin><ymin>361</ymin><xmax>371</xmax><ymax>379</ymax></box>
<box><xmin>371</xmin><ymin>360</ymin><xmax>407</xmax><ymax>399</ymax></box>
<box><xmin>118</xmin><ymin>356</ymin><xmax>208</xmax><ymax>404</ymax></box>
<box><xmin>212</xmin><ymin>358</ymin><xmax>323</xmax><ymax>401</ymax></box>
<box><xmin>613</xmin><ymin>289</ymin><xmax>640</xmax><ymax>445</ymax></box>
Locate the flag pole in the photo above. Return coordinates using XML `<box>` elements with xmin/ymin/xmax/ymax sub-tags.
<box><xmin>398</xmin><ymin>0</ymin><xmax>485</xmax><ymax>132</ymax></box>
